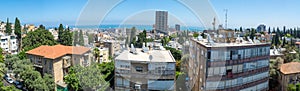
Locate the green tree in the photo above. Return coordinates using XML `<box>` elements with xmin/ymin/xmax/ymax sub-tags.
<box><xmin>98</xmin><ymin>62</ymin><xmax>114</xmax><ymax>88</ymax></box>
<box><xmin>193</xmin><ymin>32</ymin><xmax>199</xmax><ymax>38</ymax></box>
<box><xmin>88</xmin><ymin>33</ymin><xmax>94</xmax><ymax>44</ymax></box>
<box><xmin>58</xmin><ymin>24</ymin><xmax>64</xmax><ymax>42</ymax></box>
<box><xmin>129</xmin><ymin>27</ymin><xmax>137</xmax><ymax>44</ymax></box>
<box><xmin>78</xmin><ymin>30</ymin><xmax>84</xmax><ymax>46</ymax></box>
<box><xmin>60</xmin><ymin>28</ymin><xmax>73</xmax><ymax>46</ymax></box>
<box><xmin>165</xmin><ymin>47</ymin><xmax>182</xmax><ymax>60</ymax></box>
<box><xmin>43</xmin><ymin>74</ymin><xmax>55</xmax><ymax>91</ymax></box>
<box><xmin>64</xmin><ymin>66</ymin><xmax>82</xmax><ymax>91</ymax></box>
<box><xmin>14</xmin><ymin>18</ymin><xmax>22</xmax><ymax>40</ymax></box>
<box><xmin>249</xmin><ymin>28</ymin><xmax>256</xmax><ymax>40</ymax></box>
<box><xmin>0</xmin><ymin>48</ymin><xmax>4</xmax><ymax>63</ymax></box>
<box><xmin>38</xmin><ymin>25</ymin><xmax>45</xmax><ymax>30</ymax></box>
<box><xmin>64</xmin><ymin>64</ymin><xmax>110</xmax><ymax>91</ymax></box>
<box><xmin>93</xmin><ymin>48</ymin><xmax>100</xmax><ymax>63</ymax></box>
<box><xmin>22</xmin><ymin>28</ymin><xmax>57</xmax><ymax>51</ymax></box>
<box><xmin>135</xmin><ymin>30</ymin><xmax>147</xmax><ymax>48</ymax></box>
<box><xmin>5</xmin><ymin>18</ymin><xmax>12</xmax><ymax>35</ymax></box>
<box><xmin>0</xmin><ymin>63</ymin><xmax>7</xmax><ymax>78</ymax></box>
<box><xmin>73</xmin><ymin>30</ymin><xmax>79</xmax><ymax>45</ymax></box>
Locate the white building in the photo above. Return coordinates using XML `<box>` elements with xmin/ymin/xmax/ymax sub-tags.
<box><xmin>0</xmin><ymin>35</ymin><xmax>18</xmax><ymax>54</ymax></box>
<box><xmin>114</xmin><ymin>46</ymin><xmax>176</xmax><ymax>91</ymax></box>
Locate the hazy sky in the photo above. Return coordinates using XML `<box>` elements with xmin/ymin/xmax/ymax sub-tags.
<box><xmin>0</xmin><ymin>0</ymin><xmax>300</xmax><ymax>29</ymax></box>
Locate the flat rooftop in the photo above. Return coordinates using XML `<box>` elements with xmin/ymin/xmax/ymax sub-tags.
<box><xmin>115</xmin><ymin>48</ymin><xmax>176</xmax><ymax>63</ymax></box>
<box><xmin>192</xmin><ymin>38</ymin><xmax>270</xmax><ymax>48</ymax></box>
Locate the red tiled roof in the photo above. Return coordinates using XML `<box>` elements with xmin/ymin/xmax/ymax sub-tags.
<box><xmin>280</xmin><ymin>62</ymin><xmax>300</xmax><ymax>74</ymax></box>
<box><xmin>26</xmin><ymin>44</ymin><xmax>90</xmax><ymax>59</ymax></box>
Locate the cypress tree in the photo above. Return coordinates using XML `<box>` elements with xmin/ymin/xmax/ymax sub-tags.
<box><xmin>78</xmin><ymin>30</ymin><xmax>84</xmax><ymax>46</ymax></box>
<box><xmin>14</xmin><ymin>18</ymin><xmax>22</xmax><ymax>39</ymax></box>
<box><xmin>5</xmin><ymin>18</ymin><xmax>12</xmax><ymax>35</ymax></box>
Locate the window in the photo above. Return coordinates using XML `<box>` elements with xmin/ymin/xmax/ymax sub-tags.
<box><xmin>225</xmin><ymin>80</ymin><xmax>231</xmax><ymax>87</ymax></box>
<box><xmin>136</xmin><ymin>66</ymin><xmax>143</xmax><ymax>72</ymax></box>
<box><xmin>208</xmin><ymin>68</ymin><xmax>213</xmax><ymax>76</ymax></box>
<box><xmin>116</xmin><ymin>78</ymin><xmax>122</xmax><ymax>86</ymax></box>
<box><xmin>213</xmin><ymin>67</ymin><xmax>220</xmax><ymax>75</ymax></box>
<box><xmin>232</xmin><ymin>65</ymin><xmax>238</xmax><ymax>73</ymax></box>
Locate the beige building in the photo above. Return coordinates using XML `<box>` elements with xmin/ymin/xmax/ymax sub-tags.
<box><xmin>114</xmin><ymin>48</ymin><xmax>176</xmax><ymax>91</ymax></box>
<box><xmin>279</xmin><ymin>62</ymin><xmax>300</xmax><ymax>91</ymax></box>
<box><xmin>97</xmin><ymin>47</ymin><xmax>110</xmax><ymax>63</ymax></box>
<box><xmin>26</xmin><ymin>44</ymin><xmax>92</xmax><ymax>87</ymax></box>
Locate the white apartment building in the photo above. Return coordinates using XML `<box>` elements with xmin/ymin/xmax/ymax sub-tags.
<box><xmin>0</xmin><ymin>35</ymin><xmax>18</xmax><ymax>54</ymax></box>
<box><xmin>114</xmin><ymin>45</ymin><xmax>176</xmax><ymax>91</ymax></box>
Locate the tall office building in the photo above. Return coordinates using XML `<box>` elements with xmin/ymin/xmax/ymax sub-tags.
<box><xmin>175</xmin><ymin>24</ymin><xmax>180</xmax><ymax>31</ymax></box>
<box><xmin>188</xmin><ymin>35</ymin><xmax>270</xmax><ymax>91</ymax></box>
<box><xmin>155</xmin><ymin>11</ymin><xmax>168</xmax><ymax>32</ymax></box>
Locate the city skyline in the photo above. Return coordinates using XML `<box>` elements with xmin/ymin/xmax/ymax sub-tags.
<box><xmin>1</xmin><ymin>0</ymin><xmax>300</xmax><ymax>29</ymax></box>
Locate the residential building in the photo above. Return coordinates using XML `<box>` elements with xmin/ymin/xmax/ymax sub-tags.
<box><xmin>279</xmin><ymin>62</ymin><xmax>300</xmax><ymax>91</ymax></box>
<box><xmin>188</xmin><ymin>35</ymin><xmax>270</xmax><ymax>91</ymax></box>
<box><xmin>155</xmin><ymin>11</ymin><xmax>168</xmax><ymax>33</ymax></box>
<box><xmin>98</xmin><ymin>47</ymin><xmax>110</xmax><ymax>63</ymax></box>
<box><xmin>104</xmin><ymin>41</ymin><xmax>121</xmax><ymax>57</ymax></box>
<box><xmin>257</xmin><ymin>24</ymin><xmax>266</xmax><ymax>33</ymax></box>
<box><xmin>114</xmin><ymin>46</ymin><xmax>176</xmax><ymax>91</ymax></box>
<box><xmin>0</xmin><ymin>35</ymin><xmax>18</xmax><ymax>54</ymax></box>
<box><xmin>175</xmin><ymin>24</ymin><xmax>180</xmax><ymax>31</ymax></box>
<box><xmin>48</xmin><ymin>29</ymin><xmax>58</xmax><ymax>40</ymax></box>
<box><xmin>26</xmin><ymin>44</ymin><xmax>92</xmax><ymax>88</ymax></box>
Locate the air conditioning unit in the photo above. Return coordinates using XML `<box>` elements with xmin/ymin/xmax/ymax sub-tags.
<box><xmin>135</xmin><ymin>84</ymin><xmax>141</xmax><ymax>90</ymax></box>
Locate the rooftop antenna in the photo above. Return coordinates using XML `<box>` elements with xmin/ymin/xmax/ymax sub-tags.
<box><xmin>212</xmin><ymin>17</ymin><xmax>216</xmax><ymax>31</ymax></box>
<box><xmin>224</xmin><ymin>9</ymin><xmax>228</xmax><ymax>29</ymax></box>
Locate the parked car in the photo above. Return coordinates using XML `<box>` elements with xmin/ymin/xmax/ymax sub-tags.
<box><xmin>4</xmin><ymin>75</ymin><xmax>14</xmax><ymax>84</ymax></box>
<box><xmin>13</xmin><ymin>80</ymin><xmax>23</xmax><ymax>89</ymax></box>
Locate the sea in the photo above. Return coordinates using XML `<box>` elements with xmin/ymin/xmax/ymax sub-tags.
<box><xmin>65</xmin><ymin>25</ymin><xmax>204</xmax><ymax>32</ymax></box>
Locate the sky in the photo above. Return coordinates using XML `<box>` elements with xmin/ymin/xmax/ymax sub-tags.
<box><xmin>0</xmin><ymin>0</ymin><xmax>300</xmax><ymax>29</ymax></box>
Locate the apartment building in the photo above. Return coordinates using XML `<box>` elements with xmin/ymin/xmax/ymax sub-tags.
<box><xmin>97</xmin><ymin>47</ymin><xmax>110</xmax><ymax>63</ymax></box>
<box><xmin>26</xmin><ymin>44</ymin><xmax>92</xmax><ymax>87</ymax></box>
<box><xmin>188</xmin><ymin>35</ymin><xmax>270</xmax><ymax>91</ymax></box>
<box><xmin>279</xmin><ymin>62</ymin><xmax>300</xmax><ymax>91</ymax></box>
<box><xmin>114</xmin><ymin>46</ymin><xmax>176</xmax><ymax>91</ymax></box>
<box><xmin>0</xmin><ymin>35</ymin><xmax>18</xmax><ymax>54</ymax></box>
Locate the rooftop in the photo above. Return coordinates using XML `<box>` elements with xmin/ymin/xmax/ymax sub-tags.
<box><xmin>115</xmin><ymin>48</ymin><xmax>175</xmax><ymax>63</ymax></box>
<box><xmin>26</xmin><ymin>44</ymin><xmax>90</xmax><ymax>59</ymax></box>
<box><xmin>192</xmin><ymin>38</ymin><xmax>269</xmax><ymax>48</ymax></box>
<box><xmin>280</xmin><ymin>62</ymin><xmax>300</xmax><ymax>75</ymax></box>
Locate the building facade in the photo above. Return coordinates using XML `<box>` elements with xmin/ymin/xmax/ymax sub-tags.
<box><xmin>155</xmin><ymin>11</ymin><xmax>168</xmax><ymax>32</ymax></box>
<box><xmin>114</xmin><ymin>48</ymin><xmax>176</xmax><ymax>91</ymax></box>
<box><xmin>279</xmin><ymin>62</ymin><xmax>300</xmax><ymax>91</ymax></box>
<box><xmin>26</xmin><ymin>45</ymin><xmax>92</xmax><ymax>87</ymax></box>
<box><xmin>175</xmin><ymin>24</ymin><xmax>180</xmax><ymax>31</ymax></box>
<box><xmin>0</xmin><ymin>35</ymin><xmax>18</xmax><ymax>54</ymax></box>
<box><xmin>188</xmin><ymin>38</ymin><xmax>270</xmax><ymax>91</ymax></box>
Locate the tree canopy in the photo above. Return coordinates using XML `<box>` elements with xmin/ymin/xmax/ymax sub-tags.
<box><xmin>64</xmin><ymin>64</ymin><xmax>110</xmax><ymax>91</ymax></box>
<box><xmin>22</xmin><ymin>28</ymin><xmax>57</xmax><ymax>51</ymax></box>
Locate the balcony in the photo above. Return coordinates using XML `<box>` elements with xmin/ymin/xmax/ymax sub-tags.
<box><xmin>62</xmin><ymin>56</ymin><xmax>71</xmax><ymax>68</ymax></box>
